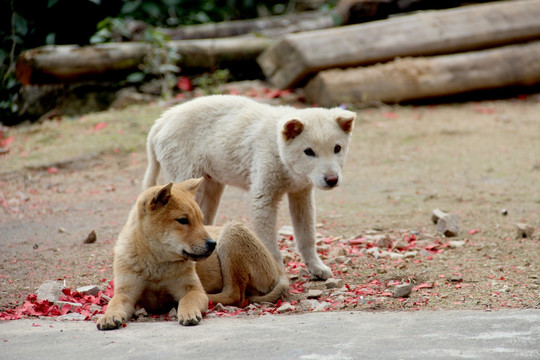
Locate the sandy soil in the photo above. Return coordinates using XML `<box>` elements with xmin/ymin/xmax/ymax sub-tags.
<box><xmin>1</xmin><ymin>90</ymin><xmax>539</xmax><ymax>317</ymax></box>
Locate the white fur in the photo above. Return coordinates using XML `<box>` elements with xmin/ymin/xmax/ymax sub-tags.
<box><xmin>143</xmin><ymin>95</ymin><xmax>356</xmax><ymax>279</ymax></box>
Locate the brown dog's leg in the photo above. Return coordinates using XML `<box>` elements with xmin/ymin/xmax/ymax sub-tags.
<box><xmin>96</xmin><ymin>276</ymin><xmax>145</xmax><ymax>330</ymax></box>
<box><xmin>176</xmin><ymin>287</ymin><xmax>209</xmax><ymax>326</ymax></box>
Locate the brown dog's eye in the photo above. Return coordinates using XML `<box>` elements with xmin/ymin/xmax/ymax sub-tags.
<box><xmin>334</xmin><ymin>145</ymin><xmax>341</xmax><ymax>154</ymax></box>
<box><xmin>176</xmin><ymin>217</ymin><xmax>189</xmax><ymax>225</ymax></box>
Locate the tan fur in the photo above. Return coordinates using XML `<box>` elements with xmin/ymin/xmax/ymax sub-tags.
<box><xmin>96</xmin><ymin>178</ymin><xmax>287</xmax><ymax>330</ymax></box>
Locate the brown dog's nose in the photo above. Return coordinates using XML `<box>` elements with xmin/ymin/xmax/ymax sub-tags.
<box><xmin>324</xmin><ymin>175</ymin><xmax>339</xmax><ymax>187</ymax></box>
<box><xmin>206</xmin><ymin>238</ymin><xmax>216</xmax><ymax>252</ymax></box>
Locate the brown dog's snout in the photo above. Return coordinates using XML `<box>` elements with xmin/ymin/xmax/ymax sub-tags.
<box><xmin>205</xmin><ymin>238</ymin><xmax>216</xmax><ymax>253</ymax></box>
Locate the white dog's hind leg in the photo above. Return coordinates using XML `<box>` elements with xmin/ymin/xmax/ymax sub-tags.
<box><xmin>288</xmin><ymin>188</ymin><xmax>332</xmax><ymax>280</ymax></box>
<box><xmin>250</xmin><ymin>191</ymin><xmax>282</xmax><ymax>265</ymax></box>
<box><xmin>196</xmin><ymin>178</ymin><xmax>225</xmax><ymax>225</ymax></box>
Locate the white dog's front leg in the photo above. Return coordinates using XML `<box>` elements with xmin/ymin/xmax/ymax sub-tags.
<box><xmin>288</xmin><ymin>188</ymin><xmax>332</xmax><ymax>280</ymax></box>
<box><xmin>251</xmin><ymin>190</ymin><xmax>282</xmax><ymax>265</ymax></box>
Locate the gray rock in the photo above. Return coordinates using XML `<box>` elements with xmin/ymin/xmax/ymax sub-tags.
<box><xmin>36</xmin><ymin>280</ymin><xmax>65</xmax><ymax>302</ymax></box>
<box><xmin>324</xmin><ymin>278</ymin><xmax>345</xmax><ymax>289</ymax></box>
<box><xmin>76</xmin><ymin>285</ymin><xmax>100</xmax><ymax>296</ymax></box>
<box><xmin>393</xmin><ymin>283</ymin><xmax>414</xmax><ymax>298</ymax></box>
<box><xmin>516</xmin><ymin>223</ymin><xmax>535</xmax><ymax>238</ymax></box>
<box><xmin>306</xmin><ymin>289</ymin><xmax>324</xmax><ymax>299</ymax></box>
<box><xmin>277</xmin><ymin>302</ymin><xmax>295</xmax><ymax>313</ymax></box>
<box><xmin>56</xmin><ymin>313</ymin><xmax>87</xmax><ymax>321</ymax></box>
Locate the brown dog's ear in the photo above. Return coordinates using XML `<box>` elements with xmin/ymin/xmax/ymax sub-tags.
<box><xmin>282</xmin><ymin>119</ymin><xmax>304</xmax><ymax>141</ymax></box>
<box><xmin>179</xmin><ymin>177</ymin><xmax>204</xmax><ymax>196</ymax></box>
<box><xmin>150</xmin><ymin>182</ymin><xmax>173</xmax><ymax>210</ymax></box>
<box><xmin>336</xmin><ymin>112</ymin><xmax>356</xmax><ymax>133</ymax></box>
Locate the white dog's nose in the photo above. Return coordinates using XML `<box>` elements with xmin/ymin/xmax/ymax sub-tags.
<box><xmin>324</xmin><ymin>175</ymin><xmax>338</xmax><ymax>187</ymax></box>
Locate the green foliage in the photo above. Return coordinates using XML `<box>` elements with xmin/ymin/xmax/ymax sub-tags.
<box><xmin>115</xmin><ymin>0</ymin><xmax>290</xmax><ymax>26</ymax></box>
<box><xmin>195</xmin><ymin>69</ymin><xmax>231</xmax><ymax>95</ymax></box>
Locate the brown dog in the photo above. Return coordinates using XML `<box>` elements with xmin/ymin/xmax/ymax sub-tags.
<box><xmin>96</xmin><ymin>178</ymin><xmax>288</xmax><ymax>330</ymax></box>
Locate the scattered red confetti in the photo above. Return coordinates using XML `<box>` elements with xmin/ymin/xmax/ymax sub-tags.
<box><xmin>468</xmin><ymin>229</ymin><xmax>480</xmax><ymax>235</ymax></box>
<box><xmin>46</xmin><ymin>167</ymin><xmax>59</xmax><ymax>174</ymax></box>
<box><xmin>177</xmin><ymin>76</ymin><xmax>193</xmax><ymax>92</ymax></box>
<box><xmin>93</xmin><ymin>122</ymin><xmax>108</xmax><ymax>131</ymax></box>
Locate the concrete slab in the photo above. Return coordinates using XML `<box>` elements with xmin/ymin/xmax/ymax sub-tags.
<box><xmin>1</xmin><ymin>310</ymin><xmax>539</xmax><ymax>360</ymax></box>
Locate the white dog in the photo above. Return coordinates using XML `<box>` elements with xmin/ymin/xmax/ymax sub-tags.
<box><xmin>143</xmin><ymin>95</ymin><xmax>355</xmax><ymax>279</ymax></box>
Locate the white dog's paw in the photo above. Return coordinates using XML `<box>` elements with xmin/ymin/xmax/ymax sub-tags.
<box><xmin>307</xmin><ymin>261</ymin><xmax>332</xmax><ymax>280</ymax></box>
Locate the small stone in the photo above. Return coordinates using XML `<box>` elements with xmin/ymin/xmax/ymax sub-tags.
<box><xmin>436</xmin><ymin>215</ymin><xmax>460</xmax><ymax>237</ymax></box>
<box><xmin>448</xmin><ymin>240</ymin><xmax>466</xmax><ymax>248</ymax></box>
<box><xmin>324</xmin><ymin>278</ymin><xmax>344</xmax><ymax>289</ymax></box>
<box><xmin>37</xmin><ymin>280</ymin><xmax>65</xmax><ymax>302</ymax></box>
<box><xmin>58</xmin><ymin>227</ymin><xmax>67</xmax><ymax>233</ymax></box>
<box><xmin>57</xmin><ymin>313</ymin><xmax>86</xmax><ymax>321</ymax></box>
<box><xmin>393</xmin><ymin>239</ymin><xmax>409</xmax><ymax>250</ymax></box>
<box><xmin>404</xmin><ymin>251</ymin><xmax>417</xmax><ymax>258</ymax></box>
<box><xmin>431</xmin><ymin>208</ymin><xmax>449</xmax><ymax>224</ymax></box>
<box><xmin>388</xmin><ymin>252</ymin><xmax>405</xmax><ymax>260</ymax></box>
<box><xmin>306</xmin><ymin>289</ymin><xmax>324</xmax><ymax>299</ymax></box>
<box><xmin>54</xmin><ymin>301</ymin><xmax>83</xmax><ymax>311</ymax></box>
<box><xmin>393</xmin><ymin>283</ymin><xmax>414</xmax><ymax>298</ymax></box>
<box><xmin>277</xmin><ymin>302</ymin><xmax>295</xmax><ymax>313</ymax></box>
<box><xmin>501</xmin><ymin>209</ymin><xmax>508</xmax><ymax>216</ymax></box>
<box><xmin>516</xmin><ymin>223</ymin><xmax>535</xmax><ymax>238</ymax></box>
<box><xmin>135</xmin><ymin>308</ymin><xmax>149</xmax><ymax>317</ymax></box>
<box><xmin>328</xmin><ymin>247</ymin><xmax>347</xmax><ymax>257</ymax></box>
<box><xmin>312</xmin><ymin>301</ymin><xmax>332</xmax><ymax>312</ymax></box>
<box><xmin>375</xmin><ymin>235</ymin><xmax>393</xmax><ymax>248</ymax></box>
<box><xmin>83</xmin><ymin>230</ymin><xmax>97</xmax><ymax>244</ymax></box>
<box><xmin>76</xmin><ymin>285</ymin><xmax>100</xmax><ymax>296</ymax></box>
<box><xmin>326</xmin><ymin>256</ymin><xmax>346</xmax><ymax>265</ymax></box>
<box><xmin>167</xmin><ymin>307</ymin><xmax>177</xmax><ymax>319</ymax></box>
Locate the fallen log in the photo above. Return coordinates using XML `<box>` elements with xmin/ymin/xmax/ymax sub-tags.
<box><xmin>335</xmin><ymin>0</ymin><xmax>497</xmax><ymax>25</ymax></box>
<box><xmin>304</xmin><ymin>40</ymin><xmax>540</xmax><ymax>106</ymax></box>
<box><xmin>16</xmin><ymin>36</ymin><xmax>274</xmax><ymax>85</ymax></box>
<box><xmin>258</xmin><ymin>0</ymin><xmax>540</xmax><ymax>89</ymax></box>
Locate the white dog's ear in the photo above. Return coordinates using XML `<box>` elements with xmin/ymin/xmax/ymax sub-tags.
<box><xmin>336</xmin><ymin>111</ymin><xmax>356</xmax><ymax>133</ymax></box>
<box><xmin>179</xmin><ymin>177</ymin><xmax>204</xmax><ymax>195</ymax></box>
<box><xmin>282</xmin><ymin>119</ymin><xmax>304</xmax><ymax>140</ymax></box>
<box><xmin>151</xmin><ymin>182</ymin><xmax>173</xmax><ymax>210</ymax></box>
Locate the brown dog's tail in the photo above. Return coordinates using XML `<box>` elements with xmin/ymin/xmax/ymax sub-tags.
<box><xmin>248</xmin><ymin>272</ymin><xmax>289</xmax><ymax>304</ymax></box>
<box><xmin>142</xmin><ymin>135</ymin><xmax>161</xmax><ymax>190</ymax></box>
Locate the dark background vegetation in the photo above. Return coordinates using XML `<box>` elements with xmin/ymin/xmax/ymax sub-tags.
<box><xmin>0</xmin><ymin>0</ymin><xmax>307</xmax><ymax>125</ymax></box>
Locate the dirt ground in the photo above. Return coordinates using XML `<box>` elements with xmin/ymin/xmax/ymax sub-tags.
<box><xmin>1</xmin><ymin>87</ymin><xmax>539</xmax><ymax>318</ymax></box>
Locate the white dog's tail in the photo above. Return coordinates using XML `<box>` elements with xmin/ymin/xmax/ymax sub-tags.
<box><xmin>142</xmin><ymin>136</ymin><xmax>161</xmax><ymax>190</ymax></box>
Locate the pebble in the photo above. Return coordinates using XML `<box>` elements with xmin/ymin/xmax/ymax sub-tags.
<box><xmin>54</xmin><ymin>301</ymin><xmax>83</xmax><ymax>311</ymax></box>
<box><xmin>135</xmin><ymin>308</ymin><xmax>149</xmax><ymax>317</ymax></box>
<box><xmin>57</xmin><ymin>313</ymin><xmax>86</xmax><ymax>321</ymax></box>
<box><xmin>76</xmin><ymin>285</ymin><xmax>100</xmax><ymax>296</ymax></box>
<box><xmin>324</xmin><ymin>278</ymin><xmax>344</xmax><ymax>289</ymax></box>
<box><xmin>83</xmin><ymin>230</ymin><xmax>97</xmax><ymax>244</ymax></box>
<box><xmin>306</xmin><ymin>289</ymin><xmax>324</xmax><ymax>299</ymax></box>
<box><xmin>37</xmin><ymin>280</ymin><xmax>65</xmax><ymax>302</ymax></box>
<box><xmin>516</xmin><ymin>223</ymin><xmax>535</xmax><ymax>238</ymax></box>
<box><xmin>393</xmin><ymin>283</ymin><xmax>414</xmax><ymax>298</ymax></box>
<box><xmin>277</xmin><ymin>302</ymin><xmax>295</xmax><ymax>313</ymax></box>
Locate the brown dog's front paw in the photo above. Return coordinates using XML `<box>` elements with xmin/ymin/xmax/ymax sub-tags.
<box><xmin>178</xmin><ymin>310</ymin><xmax>202</xmax><ymax>326</ymax></box>
<box><xmin>96</xmin><ymin>312</ymin><xmax>128</xmax><ymax>330</ymax></box>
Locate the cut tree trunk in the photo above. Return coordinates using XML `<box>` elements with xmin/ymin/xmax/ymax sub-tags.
<box><xmin>304</xmin><ymin>40</ymin><xmax>540</xmax><ymax>106</ymax></box>
<box><xmin>16</xmin><ymin>36</ymin><xmax>274</xmax><ymax>85</ymax></box>
<box><xmin>159</xmin><ymin>10</ymin><xmax>337</xmax><ymax>40</ymax></box>
<box><xmin>258</xmin><ymin>0</ymin><xmax>540</xmax><ymax>89</ymax></box>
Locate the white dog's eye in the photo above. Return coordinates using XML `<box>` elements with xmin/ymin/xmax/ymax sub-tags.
<box><xmin>334</xmin><ymin>145</ymin><xmax>341</xmax><ymax>154</ymax></box>
<box><xmin>304</xmin><ymin>148</ymin><xmax>316</xmax><ymax>157</ymax></box>
<box><xmin>176</xmin><ymin>217</ymin><xmax>189</xmax><ymax>225</ymax></box>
